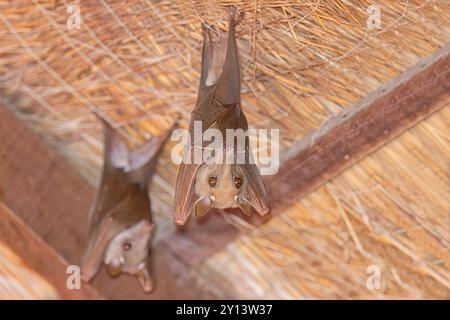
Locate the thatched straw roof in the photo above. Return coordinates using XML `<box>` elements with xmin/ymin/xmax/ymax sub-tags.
<box><xmin>0</xmin><ymin>0</ymin><xmax>449</xmax><ymax>298</ymax></box>
<box><xmin>199</xmin><ymin>107</ymin><xmax>450</xmax><ymax>298</ymax></box>
<box><xmin>0</xmin><ymin>243</ymin><xmax>59</xmax><ymax>299</ymax></box>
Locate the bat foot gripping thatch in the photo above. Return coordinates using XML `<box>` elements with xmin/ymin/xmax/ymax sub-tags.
<box><xmin>81</xmin><ymin>117</ymin><xmax>174</xmax><ymax>293</ymax></box>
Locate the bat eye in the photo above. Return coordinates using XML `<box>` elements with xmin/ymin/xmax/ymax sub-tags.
<box><xmin>123</xmin><ymin>242</ymin><xmax>132</xmax><ymax>251</ymax></box>
<box><xmin>208</xmin><ymin>176</ymin><xmax>218</xmax><ymax>187</ymax></box>
<box><xmin>234</xmin><ymin>177</ymin><xmax>243</xmax><ymax>188</ymax></box>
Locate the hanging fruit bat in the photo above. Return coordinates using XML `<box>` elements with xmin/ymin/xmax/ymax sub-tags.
<box><xmin>174</xmin><ymin>8</ymin><xmax>271</xmax><ymax>226</ymax></box>
<box><xmin>82</xmin><ymin>117</ymin><xmax>174</xmax><ymax>292</ymax></box>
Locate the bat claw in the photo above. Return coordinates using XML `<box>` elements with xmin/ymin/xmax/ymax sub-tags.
<box><xmin>229</xmin><ymin>6</ymin><xmax>244</xmax><ymax>26</ymax></box>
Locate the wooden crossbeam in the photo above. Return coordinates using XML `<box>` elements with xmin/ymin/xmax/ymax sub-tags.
<box><xmin>269</xmin><ymin>43</ymin><xmax>450</xmax><ymax>214</ymax></box>
<box><xmin>0</xmin><ymin>109</ymin><xmax>95</xmax><ymax>264</ymax></box>
<box><xmin>163</xmin><ymin>42</ymin><xmax>450</xmax><ymax>266</ymax></box>
<box><xmin>0</xmin><ymin>201</ymin><xmax>101</xmax><ymax>299</ymax></box>
<box><xmin>0</xmin><ymin>107</ymin><xmax>215</xmax><ymax>299</ymax></box>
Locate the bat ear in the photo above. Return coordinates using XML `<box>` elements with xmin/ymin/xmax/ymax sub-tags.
<box><xmin>174</xmin><ymin>162</ymin><xmax>202</xmax><ymax>225</ymax></box>
<box><xmin>237</xmin><ymin>164</ymin><xmax>271</xmax><ymax>216</ymax></box>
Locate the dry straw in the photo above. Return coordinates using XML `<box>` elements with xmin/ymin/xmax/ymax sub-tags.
<box><xmin>200</xmin><ymin>107</ymin><xmax>450</xmax><ymax>299</ymax></box>
<box><xmin>0</xmin><ymin>0</ymin><xmax>449</xmax><ymax>298</ymax></box>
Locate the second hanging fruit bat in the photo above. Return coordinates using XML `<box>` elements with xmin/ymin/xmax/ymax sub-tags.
<box><xmin>82</xmin><ymin>117</ymin><xmax>173</xmax><ymax>292</ymax></box>
<box><xmin>174</xmin><ymin>8</ymin><xmax>271</xmax><ymax>226</ymax></box>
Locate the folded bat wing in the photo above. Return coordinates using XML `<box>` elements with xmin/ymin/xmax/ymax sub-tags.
<box><xmin>236</xmin><ymin>163</ymin><xmax>271</xmax><ymax>215</ymax></box>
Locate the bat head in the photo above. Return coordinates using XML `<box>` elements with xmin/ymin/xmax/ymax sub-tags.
<box><xmin>193</xmin><ymin>145</ymin><xmax>250</xmax><ymax>216</ymax></box>
<box><xmin>103</xmin><ymin>220</ymin><xmax>155</xmax><ymax>292</ymax></box>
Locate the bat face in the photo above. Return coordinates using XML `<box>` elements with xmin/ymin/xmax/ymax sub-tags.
<box><xmin>104</xmin><ymin>220</ymin><xmax>154</xmax><ymax>292</ymax></box>
<box><xmin>174</xmin><ymin>8</ymin><xmax>271</xmax><ymax>225</ymax></box>
<box><xmin>193</xmin><ymin>163</ymin><xmax>256</xmax><ymax>217</ymax></box>
<box><xmin>194</xmin><ymin>163</ymin><xmax>241</xmax><ymax>211</ymax></box>
<box><xmin>193</xmin><ymin>144</ymin><xmax>250</xmax><ymax>216</ymax></box>
<box><xmin>82</xmin><ymin>117</ymin><xmax>174</xmax><ymax>292</ymax></box>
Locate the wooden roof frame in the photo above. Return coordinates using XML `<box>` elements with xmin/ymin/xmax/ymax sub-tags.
<box><xmin>0</xmin><ymin>202</ymin><xmax>101</xmax><ymax>299</ymax></box>
<box><xmin>0</xmin><ymin>43</ymin><xmax>448</xmax><ymax>298</ymax></box>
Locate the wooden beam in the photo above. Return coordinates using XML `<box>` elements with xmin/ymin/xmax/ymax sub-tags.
<box><xmin>269</xmin><ymin>42</ymin><xmax>450</xmax><ymax>214</ymax></box>
<box><xmin>0</xmin><ymin>201</ymin><xmax>101</xmax><ymax>299</ymax></box>
<box><xmin>163</xmin><ymin>214</ymin><xmax>241</xmax><ymax>266</ymax></box>
<box><xmin>0</xmin><ymin>108</ymin><xmax>95</xmax><ymax>264</ymax></box>
<box><xmin>0</xmin><ymin>106</ymin><xmax>216</xmax><ymax>299</ymax></box>
<box><xmin>163</xmin><ymin>42</ymin><xmax>450</xmax><ymax>266</ymax></box>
